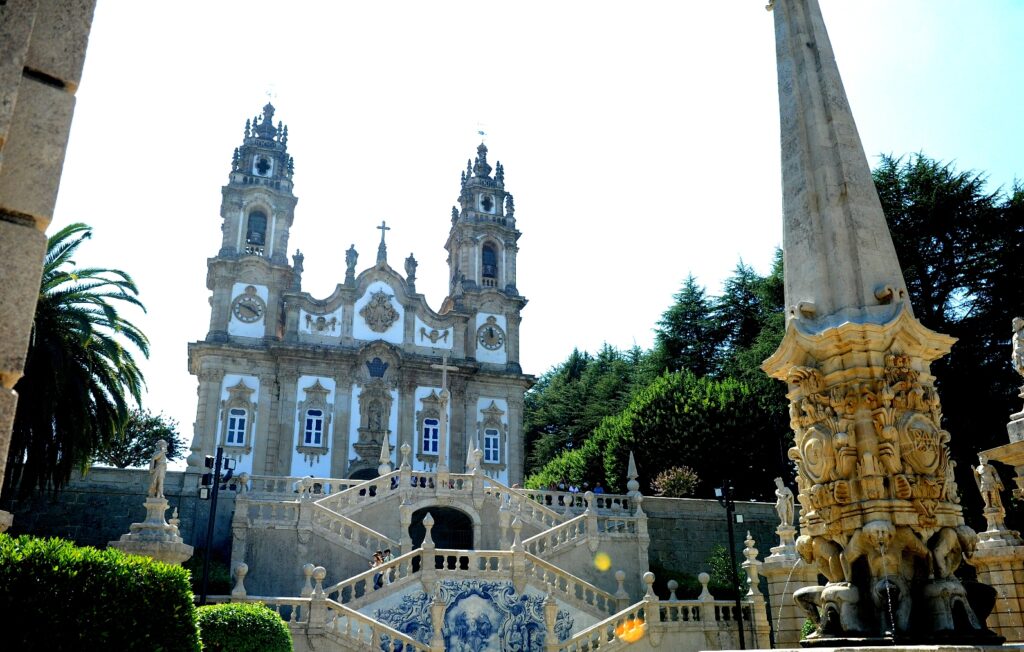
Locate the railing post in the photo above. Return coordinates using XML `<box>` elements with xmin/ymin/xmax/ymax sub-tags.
<box><xmin>698</xmin><ymin>572</ymin><xmax>716</xmax><ymax>629</ymax></box>
<box><xmin>511</xmin><ymin>516</ymin><xmax>526</xmax><ymax>594</ymax></box>
<box><xmin>498</xmin><ymin>494</ymin><xmax>512</xmax><ymax>549</ymax></box>
<box><xmin>309</xmin><ymin>566</ymin><xmax>328</xmax><ymax>629</ymax></box>
<box><xmin>584</xmin><ymin>491</ymin><xmax>600</xmax><ymax>553</ymax></box>
<box><xmin>741</xmin><ymin>532</ymin><xmax>771</xmax><ymax>649</ymax></box>
<box><xmin>420</xmin><ymin>513</ymin><xmax>437</xmax><ymax>590</ymax></box>
<box><xmin>429</xmin><ymin>583</ymin><xmax>446</xmax><ymax>652</ymax></box>
<box><xmin>230</xmin><ymin>562</ymin><xmax>248</xmax><ymax>601</ymax></box>
<box><xmin>544</xmin><ymin>588</ymin><xmax>560</xmax><ymax>652</ymax></box>
<box><xmin>643</xmin><ymin>571</ymin><xmax>662</xmax><ymax>646</ymax></box>
<box><xmin>301</xmin><ymin>562</ymin><xmax>314</xmax><ymax>597</ymax></box>
<box><xmin>472</xmin><ymin>448</ymin><xmax>486</xmax><ymax>509</ymax></box>
<box><xmin>614</xmin><ymin>570</ymin><xmax>631</xmax><ymax>610</ymax></box>
<box><xmin>399</xmin><ymin>495</ymin><xmax>413</xmax><ymax>554</ymax></box>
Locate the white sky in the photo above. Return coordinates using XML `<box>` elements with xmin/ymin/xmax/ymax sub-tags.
<box><xmin>51</xmin><ymin>1</ymin><xmax>1024</xmax><ymax>453</ymax></box>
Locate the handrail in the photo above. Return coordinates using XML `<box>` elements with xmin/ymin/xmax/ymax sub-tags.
<box><xmin>555</xmin><ymin>600</ymin><xmax>648</xmax><ymax>652</ymax></box>
<box><xmin>244</xmin><ymin>474</ymin><xmax>358</xmax><ymax>498</ymax></box>
<box><xmin>523</xmin><ymin>552</ymin><xmax>619</xmax><ymax>616</ymax></box>
<box><xmin>522</xmin><ymin>489</ymin><xmax>634</xmax><ymax>515</ymax></box>
<box><xmin>314</xmin><ymin>470</ymin><xmax>402</xmax><ymax>513</ymax></box>
<box><xmin>310</xmin><ymin>504</ymin><xmax>398</xmax><ymax>554</ymax></box>
<box><xmin>324</xmin><ymin>599</ymin><xmax>431</xmax><ymax>652</ymax></box>
<box><xmin>324</xmin><ymin>548</ymin><xmax>421</xmax><ymax>606</ymax></box>
<box><xmin>522</xmin><ymin>513</ymin><xmax>587</xmax><ymax>556</ymax></box>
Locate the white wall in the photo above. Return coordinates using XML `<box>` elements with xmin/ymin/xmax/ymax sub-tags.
<box><xmin>474</xmin><ymin>312</ymin><xmax>508</xmax><ymax>365</ymax></box>
<box><xmin>289</xmin><ymin>376</ymin><xmax>337</xmax><ymax>477</ymax></box>
<box><xmin>218</xmin><ymin>373</ymin><xmax>260</xmax><ymax>475</ymax></box>
<box><xmin>414</xmin><ymin>315</ymin><xmax>453</xmax><ymax>350</ymax></box>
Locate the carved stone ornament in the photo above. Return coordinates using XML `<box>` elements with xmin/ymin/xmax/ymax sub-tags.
<box><xmin>304</xmin><ymin>313</ymin><xmax>337</xmax><ymax>333</ymax></box>
<box><xmin>419</xmin><ymin>327</ymin><xmax>449</xmax><ymax>344</ymax></box>
<box><xmin>477</xmin><ymin>400</ymin><xmax>507</xmax><ymax>468</ymax></box>
<box><xmin>220</xmin><ymin>379</ymin><xmax>256</xmax><ymax>455</ymax></box>
<box><xmin>416</xmin><ymin>391</ymin><xmax>442</xmax><ymax>464</ymax></box>
<box><xmin>355</xmin><ymin>380</ymin><xmax>392</xmax><ymax>464</ymax></box>
<box><xmin>359</xmin><ymin>290</ymin><xmax>399</xmax><ymax>333</ymax></box>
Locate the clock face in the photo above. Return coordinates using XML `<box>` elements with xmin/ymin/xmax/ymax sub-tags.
<box><xmin>477</xmin><ymin>319</ymin><xmax>505</xmax><ymax>350</ymax></box>
<box><xmin>232</xmin><ymin>289</ymin><xmax>266</xmax><ymax>323</ymax></box>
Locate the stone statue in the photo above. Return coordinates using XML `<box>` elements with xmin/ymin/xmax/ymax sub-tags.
<box><xmin>405</xmin><ymin>253</ymin><xmax>417</xmax><ymax>284</ymax></box>
<box><xmin>345</xmin><ymin>244</ymin><xmax>358</xmax><ymax>281</ymax></box>
<box><xmin>1013</xmin><ymin>317</ymin><xmax>1024</xmax><ymax>377</ymax></box>
<box><xmin>974</xmin><ymin>454</ymin><xmax>1004</xmax><ymax>511</ymax></box>
<box><xmin>148</xmin><ymin>439</ymin><xmax>168</xmax><ymax>499</ymax></box>
<box><xmin>774</xmin><ymin>477</ymin><xmax>794</xmax><ymax>528</ymax></box>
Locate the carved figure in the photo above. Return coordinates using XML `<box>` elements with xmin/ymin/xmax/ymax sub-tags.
<box><xmin>774</xmin><ymin>477</ymin><xmax>794</xmax><ymax>528</ymax></box>
<box><xmin>930</xmin><ymin>525</ymin><xmax>978</xmax><ymax>579</ymax></box>
<box><xmin>148</xmin><ymin>439</ymin><xmax>168</xmax><ymax>498</ymax></box>
<box><xmin>796</xmin><ymin>534</ymin><xmax>846</xmax><ymax>583</ymax></box>
<box><xmin>405</xmin><ymin>254</ymin><xmax>418</xmax><ymax>283</ymax></box>
<box><xmin>345</xmin><ymin>244</ymin><xmax>358</xmax><ymax>277</ymax></box>
<box><xmin>974</xmin><ymin>454</ymin><xmax>1004</xmax><ymax>511</ymax></box>
<box><xmin>1013</xmin><ymin>317</ymin><xmax>1024</xmax><ymax>377</ymax></box>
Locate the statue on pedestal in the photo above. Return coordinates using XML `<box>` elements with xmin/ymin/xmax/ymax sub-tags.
<box><xmin>148</xmin><ymin>440</ymin><xmax>168</xmax><ymax>499</ymax></box>
<box><xmin>774</xmin><ymin>477</ymin><xmax>794</xmax><ymax>528</ymax></box>
<box><xmin>974</xmin><ymin>454</ymin><xmax>1004</xmax><ymax>513</ymax></box>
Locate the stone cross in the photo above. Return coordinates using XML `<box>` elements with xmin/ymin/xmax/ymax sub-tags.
<box><xmin>376</xmin><ymin>220</ymin><xmax>390</xmax><ymax>264</ymax></box>
<box><xmin>430</xmin><ymin>353</ymin><xmax>459</xmax><ymax>472</ymax></box>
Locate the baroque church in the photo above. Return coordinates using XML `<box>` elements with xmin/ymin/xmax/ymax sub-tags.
<box><xmin>184</xmin><ymin>103</ymin><xmax>532</xmax><ymax>485</ymax></box>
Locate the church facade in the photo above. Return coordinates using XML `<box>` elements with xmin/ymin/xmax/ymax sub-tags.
<box><xmin>185</xmin><ymin>104</ymin><xmax>532</xmax><ymax>485</ymax></box>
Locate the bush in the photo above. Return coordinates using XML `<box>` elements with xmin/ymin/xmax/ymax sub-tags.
<box><xmin>651</xmin><ymin>465</ymin><xmax>700</xmax><ymax>497</ymax></box>
<box><xmin>0</xmin><ymin>533</ymin><xmax>200</xmax><ymax>651</ymax></box>
<box><xmin>706</xmin><ymin>544</ymin><xmax>744</xmax><ymax>600</ymax></box>
<box><xmin>184</xmin><ymin>549</ymin><xmax>233</xmax><ymax>595</ymax></box>
<box><xmin>197</xmin><ymin>602</ymin><xmax>293</xmax><ymax>652</ymax></box>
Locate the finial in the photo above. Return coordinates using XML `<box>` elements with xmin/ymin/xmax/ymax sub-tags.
<box><xmin>286</xmin><ymin>156</ymin><xmax>294</xmax><ymax>177</ymax></box>
<box><xmin>626</xmin><ymin>451</ymin><xmax>640</xmax><ymax>495</ymax></box>
<box><xmin>495</xmin><ymin>161</ymin><xmax>504</xmax><ymax>185</ymax></box>
<box><xmin>504</xmin><ymin>194</ymin><xmax>514</xmax><ymax>218</ymax></box>
<box><xmin>400</xmin><ymin>442</ymin><xmax>411</xmax><ymax>470</ymax></box>
<box><xmin>231</xmin><ymin>148</ymin><xmax>240</xmax><ymax>172</ymax></box>
<box><xmin>451</xmin><ymin>206</ymin><xmax>459</xmax><ymax>223</ymax></box>
<box><xmin>405</xmin><ymin>253</ymin><xmax>417</xmax><ymax>286</ymax></box>
<box><xmin>378</xmin><ymin>438</ymin><xmax>392</xmax><ymax>475</ymax></box>
<box><xmin>376</xmin><ymin>220</ymin><xmax>391</xmax><ymax>265</ymax></box>
<box><xmin>244</xmin><ymin>119</ymin><xmax>251</xmax><ymax>138</ymax></box>
<box><xmin>473</xmin><ymin>142</ymin><xmax>492</xmax><ymax>178</ymax></box>
<box><xmin>345</xmin><ymin>244</ymin><xmax>358</xmax><ymax>284</ymax></box>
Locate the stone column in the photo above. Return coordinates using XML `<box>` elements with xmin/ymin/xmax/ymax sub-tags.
<box><xmin>331</xmin><ymin>377</ymin><xmax>353</xmax><ymax>477</ymax></box>
<box><xmin>506</xmin><ymin>395</ymin><xmax>525</xmax><ymax>485</ymax></box>
<box><xmin>252</xmin><ymin>371</ymin><xmax>276</xmax><ymax>474</ymax></box>
<box><xmin>0</xmin><ymin>0</ymin><xmax>98</xmax><ymax>531</ymax></box>
<box><xmin>461</xmin><ymin>384</ymin><xmax>479</xmax><ymax>473</ymax></box>
<box><xmin>268</xmin><ymin>371</ymin><xmax>297</xmax><ymax>475</ymax></box>
<box><xmin>398</xmin><ymin>379</ymin><xmax>416</xmax><ymax>463</ymax></box>
<box><xmin>506</xmin><ymin>313</ymin><xmax>522</xmax><ymax>367</ymax></box>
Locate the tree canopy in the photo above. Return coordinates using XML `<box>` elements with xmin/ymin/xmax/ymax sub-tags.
<box><xmin>3</xmin><ymin>223</ymin><xmax>149</xmax><ymax>498</ymax></box>
<box><xmin>94</xmin><ymin>409</ymin><xmax>186</xmax><ymax>469</ymax></box>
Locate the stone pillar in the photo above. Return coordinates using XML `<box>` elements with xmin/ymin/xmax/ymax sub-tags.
<box><xmin>331</xmin><ymin>374</ymin><xmax>353</xmax><ymax>477</ymax></box>
<box><xmin>187</xmin><ymin>369</ymin><xmax>225</xmax><ymax>472</ymax></box>
<box><xmin>506</xmin><ymin>395</ymin><xmax>525</xmax><ymax>485</ymax></box>
<box><xmin>269</xmin><ymin>372</ymin><xmax>298</xmax><ymax>475</ymax></box>
<box><xmin>0</xmin><ymin>0</ymin><xmax>98</xmax><ymax>530</ymax></box>
<box><xmin>761</xmin><ymin>524</ymin><xmax>818</xmax><ymax>648</ymax></box>
<box><xmin>741</xmin><ymin>532</ymin><xmax>773</xmax><ymax>649</ymax></box>
<box><xmin>253</xmin><ymin>371</ymin><xmax>276</xmax><ymax>474</ymax></box>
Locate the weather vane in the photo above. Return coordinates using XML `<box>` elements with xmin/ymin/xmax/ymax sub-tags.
<box><xmin>476</xmin><ymin>121</ymin><xmax>488</xmax><ymax>142</ymax></box>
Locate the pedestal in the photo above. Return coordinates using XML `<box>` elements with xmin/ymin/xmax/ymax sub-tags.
<box><xmin>972</xmin><ymin>542</ymin><xmax>1024</xmax><ymax>642</ymax></box>
<box><xmin>762</xmin><ymin>527</ymin><xmax>819</xmax><ymax>648</ymax></box>
<box><xmin>0</xmin><ymin>509</ymin><xmax>12</xmax><ymax>533</ymax></box>
<box><xmin>109</xmin><ymin>497</ymin><xmax>193</xmax><ymax>565</ymax></box>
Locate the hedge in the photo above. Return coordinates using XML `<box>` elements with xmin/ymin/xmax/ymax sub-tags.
<box><xmin>197</xmin><ymin>602</ymin><xmax>293</xmax><ymax>652</ymax></box>
<box><xmin>0</xmin><ymin>533</ymin><xmax>200</xmax><ymax>651</ymax></box>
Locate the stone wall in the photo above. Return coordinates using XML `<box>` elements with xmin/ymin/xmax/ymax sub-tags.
<box><xmin>7</xmin><ymin>467</ymin><xmax>236</xmax><ymax>557</ymax></box>
<box><xmin>643</xmin><ymin>496</ymin><xmax>778</xmax><ymax>580</ymax></box>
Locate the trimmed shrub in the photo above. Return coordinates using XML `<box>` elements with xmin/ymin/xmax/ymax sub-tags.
<box><xmin>184</xmin><ymin>549</ymin><xmax>233</xmax><ymax>595</ymax></box>
<box><xmin>197</xmin><ymin>602</ymin><xmax>293</xmax><ymax>652</ymax></box>
<box><xmin>0</xmin><ymin>533</ymin><xmax>200</xmax><ymax>651</ymax></box>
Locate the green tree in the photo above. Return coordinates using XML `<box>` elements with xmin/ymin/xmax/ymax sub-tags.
<box><xmin>649</xmin><ymin>275</ymin><xmax>722</xmax><ymax>376</ymax></box>
<box><xmin>94</xmin><ymin>409</ymin><xmax>185</xmax><ymax>469</ymax></box>
<box><xmin>3</xmin><ymin>223</ymin><xmax>148</xmax><ymax>498</ymax></box>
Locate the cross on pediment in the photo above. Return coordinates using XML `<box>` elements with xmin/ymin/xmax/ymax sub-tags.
<box><xmin>430</xmin><ymin>353</ymin><xmax>459</xmax><ymax>394</ymax></box>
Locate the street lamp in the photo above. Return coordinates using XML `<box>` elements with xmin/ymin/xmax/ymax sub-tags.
<box><xmin>716</xmin><ymin>479</ymin><xmax>745</xmax><ymax>650</ymax></box>
<box><xmin>198</xmin><ymin>447</ymin><xmax>235</xmax><ymax>605</ymax></box>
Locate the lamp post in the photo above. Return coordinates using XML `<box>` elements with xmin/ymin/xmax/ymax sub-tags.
<box><xmin>198</xmin><ymin>446</ymin><xmax>235</xmax><ymax>606</ymax></box>
<box><xmin>715</xmin><ymin>479</ymin><xmax>745</xmax><ymax>650</ymax></box>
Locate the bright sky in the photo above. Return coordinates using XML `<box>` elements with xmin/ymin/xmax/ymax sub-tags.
<box><xmin>52</xmin><ymin>1</ymin><xmax>1024</xmax><ymax>452</ymax></box>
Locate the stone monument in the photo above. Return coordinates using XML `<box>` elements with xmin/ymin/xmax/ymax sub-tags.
<box><xmin>762</xmin><ymin>0</ymin><xmax>998</xmax><ymax>643</ymax></box>
<box><xmin>109</xmin><ymin>441</ymin><xmax>193</xmax><ymax>565</ymax></box>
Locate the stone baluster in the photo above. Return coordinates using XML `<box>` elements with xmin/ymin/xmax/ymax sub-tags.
<box><xmin>309</xmin><ymin>566</ymin><xmax>328</xmax><ymax>629</ymax></box>
<box><xmin>510</xmin><ymin>516</ymin><xmax>526</xmax><ymax>594</ymax></box>
<box><xmin>584</xmin><ymin>490</ymin><xmax>599</xmax><ymax>553</ymax></box>
<box><xmin>429</xmin><ymin>583</ymin><xmax>446</xmax><ymax>652</ymax></box>
<box><xmin>301</xmin><ymin>562</ymin><xmax>315</xmax><ymax>597</ymax></box>
<box><xmin>667</xmin><ymin>579</ymin><xmax>679</xmax><ymax>601</ymax></box>
<box><xmin>614</xmin><ymin>570</ymin><xmax>631</xmax><ymax>610</ymax></box>
<box><xmin>230</xmin><ymin>562</ymin><xmax>248</xmax><ymax>600</ymax></box>
<box><xmin>498</xmin><ymin>494</ymin><xmax>511</xmax><ymax>549</ymax></box>
<box><xmin>399</xmin><ymin>495</ymin><xmax>413</xmax><ymax>554</ymax></box>
<box><xmin>544</xmin><ymin>588</ymin><xmax>560</xmax><ymax>652</ymax></box>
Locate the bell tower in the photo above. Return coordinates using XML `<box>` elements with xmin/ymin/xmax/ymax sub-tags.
<box><xmin>206</xmin><ymin>103</ymin><xmax>298</xmax><ymax>342</ymax></box>
<box><xmin>445</xmin><ymin>143</ymin><xmax>526</xmax><ymax>371</ymax></box>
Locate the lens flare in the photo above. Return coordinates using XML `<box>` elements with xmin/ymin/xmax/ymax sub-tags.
<box><xmin>593</xmin><ymin>552</ymin><xmax>612</xmax><ymax>572</ymax></box>
<box><xmin>615</xmin><ymin>617</ymin><xmax>645</xmax><ymax>642</ymax></box>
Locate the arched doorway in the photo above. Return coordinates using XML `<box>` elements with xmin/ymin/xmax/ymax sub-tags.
<box><xmin>409</xmin><ymin>506</ymin><xmax>474</xmax><ymax>550</ymax></box>
<box><xmin>349</xmin><ymin>467</ymin><xmax>378</xmax><ymax>481</ymax></box>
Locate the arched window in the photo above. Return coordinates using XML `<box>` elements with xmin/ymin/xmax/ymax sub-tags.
<box><xmin>246</xmin><ymin>211</ymin><xmax>267</xmax><ymax>254</ymax></box>
<box><xmin>304</xmin><ymin>409</ymin><xmax>324</xmax><ymax>446</ymax></box>
<box><xmin>226</xmin><ymin>408</ymin><xmax>248</xmax><ymax>446</ymax></box>
<box><xmin>422</xmin><ymin>418</ymin><xmax>439</xmax><ymax>455</ymax></box>
<box><xmin>484</xmin><ymin>428</ymin><xmax>500</xmax><ymax>463</ymax></box>
<box><xmin>481</xmin><ymin>243</ymin><xmax>498</xmax><ymax>287</ymax></box>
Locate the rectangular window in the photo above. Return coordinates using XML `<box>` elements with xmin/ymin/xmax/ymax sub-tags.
<box><xmin>484</xmin><ymin>428</ymin><xmax>500</xmax><ymax>464</ymax></box>
<box><xmin>227</xmin><ymin>408</ymin><xmax>247</xmax><ymax>446</ymax></box>
<box><xmin>304</xmin><ymin>409</ymin><xmax>324</xmax><ymax>446</ymax></box>
<box><xmin>422</xmin><ymin>418</ymin><xmax>439</xmax><ymax>454</ymax></box>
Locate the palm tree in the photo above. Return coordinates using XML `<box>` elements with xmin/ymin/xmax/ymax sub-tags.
<box><xmin>3</xmin><ymin>223</ymin><xmax>149</xmax><ymax>497</ymax></box>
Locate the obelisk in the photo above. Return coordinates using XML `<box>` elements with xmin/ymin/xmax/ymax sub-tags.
<box><xmin>763</xmin><ymin>0</ymin><xmax>997</xmax><ymax>643</ymax></box>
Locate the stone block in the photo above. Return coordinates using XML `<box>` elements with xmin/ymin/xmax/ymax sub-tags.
<box><xmin>0</xmin><ymin>387</ymin><xmax>17</xmax><ymax>489</ymax></box>
<box><xmin>0</xmin><ymin>221</ymin><xmax>46</xmax><ymax>387</ymax></box>
<box><xmin>0</xmin><ymin>0</ymin><xmax>39</xmax><ymax>152</ymax></box>
<box><xmin>0</xmin><ymin>76</ymin><xmax>74</xmax><ymax>228</ymax></box>
<box><xmin>24</xmin><ymin>0</ymin><xmax>96</xmax><ymax>90</ymax></box>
